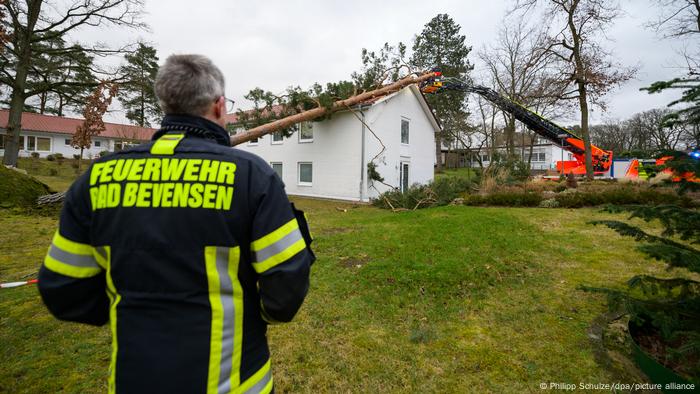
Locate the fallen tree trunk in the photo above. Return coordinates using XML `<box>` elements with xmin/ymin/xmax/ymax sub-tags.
<box><xmin>37</xmin><ymin>191</ymin><xmax>66</xmax><ymax>205</ymax></box>
<box><xmin>230</xmin><ymin>71</ymin><xmax>438</xmax><ymax>146</ymax></box>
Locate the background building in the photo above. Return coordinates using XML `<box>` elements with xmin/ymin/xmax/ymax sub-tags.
<box><xmin>0</xmin><ymin>110</ymin><xmax>155</xmax><ymax>159</ymax></box>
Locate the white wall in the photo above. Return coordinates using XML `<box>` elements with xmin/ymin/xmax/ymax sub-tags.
<box><xmin>236</xmin><ymin>87</ymin><xmax>438</xmax><ymax>202</ymax></box>
<box><xmin>362</xmin><ymin>88</ymin><xmax>436</xmax><ymax>200</ymax></box>
<box><xmin>236</xmin><ymin>111</ymin><xmax>364</xmax><ymax>201</ymax></box>
<box><xmin>0</xmin><ymin>130</ymin><xmax>116</xmax><ymax>159</ymax></box>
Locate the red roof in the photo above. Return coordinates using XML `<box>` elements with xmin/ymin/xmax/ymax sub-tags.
<box><xmin>0</xmin><ymin>110</ymin><xmax>156</xmax><ymax>141</ymax></box>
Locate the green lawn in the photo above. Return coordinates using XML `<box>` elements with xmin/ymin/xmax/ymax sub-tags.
<box><xmin>2</xmin><ymin>196</ymin><xmax>696</xmax><ymax>393</ymax></box>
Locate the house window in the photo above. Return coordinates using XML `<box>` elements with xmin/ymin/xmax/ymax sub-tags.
<box><xmin>401</xmin><ymin>119</ymin><xmax>409</xmax><ymax>144</ymax></box>
<box><xmin>481</xmin><ymin>154</ymin><xmax>489</xmax><ymax>162</ymax></box>
<box><xmin>538</xmin><ymin>152</ymin><xmax>546</xmax><ymax>162</ymax></box>
<box><xmin>248</xmin><ymin>136</ymin><xmax>259</xmax><ymax>145</ymax></box>
<box><xmin>1</xmin><ymin>135</ymin><xmax>25</xmax><ymax>150</ymax></box>
<box><xmin>94</xmin><ymin>140</ymin><xmax>101</xmax><ymax>148</ymax></box>
<box><xmin>271</xmin><ymin>162</ymin><xmax>283</xmax><ymax>179</ymax></box>
<box><xmin>298</xmin><ymin>162</ymin><xmax>312</xmax><ymax>185</ymax></box>
<box><xmin>271</xmin><ymin>131</ymin><xmax>283</xmax><ymax>144</ymax></box>
<box><xmin>65</xmin><ymin>138</ymin><xmax>71</xmax><ymax>146</ymax></box>
<box><xmin>400</xmin><ymin>162</ymin><xmax>410</xmax><ymax>193</ymax></box>
<box><xmin>27</xmin><ymin>136</ymin><xmax>51</xmax><ymax>151</ymax></box>
<box><xmin>299</xmin><ymin>122</ymin><xmax>313</xmax><ymax>142</ymax></box>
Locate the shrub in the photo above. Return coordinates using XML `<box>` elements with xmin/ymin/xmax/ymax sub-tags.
<box><xmin>99</xmin><ymin>150</ymin><xmax>110</xmax><ymax>157</ymax></box>
<box><xmin>46</xmin><ymin>154</ymin><xmax>56</xmax><ymax>161</ymax></box>
<box><xmin>539</xmin><ymin>198</ymin><xmax>560</xmax><ymax>208</ymax></box>
<box><xmin>465</xmin><ymin>191</ymin><xmax>542</xmax><ymax>207</ymax></box>
<box><xmin>73</xmin><ymin>154</ymin><xmax>81</xmax><ymax>160</ymax></box>
<box><xmin>372</xmin><ymin>177</ymin><xmax>474</xmax><ymax>210</ymax></box>
<box><xmin>30</xmin><ymin>152</ymin><xmax>40</xmax><ymax>159</ymax></box>
<box><xmin>554</xmin><ymin>187</ymin><xmax>692</xmax><ymax>208</ymax></box>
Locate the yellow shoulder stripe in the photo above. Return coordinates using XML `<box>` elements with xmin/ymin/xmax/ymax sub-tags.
<box><xmin>150</xmin><ymin>133</ymin><xmax>185</xmax><ymax>155</ymax></box>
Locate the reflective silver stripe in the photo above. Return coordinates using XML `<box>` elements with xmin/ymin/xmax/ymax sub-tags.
<box><xmin>254</xmin><ymin>228</ymin><xmax>303</xmax><ymax>263</ymax></box>
<box><xmin>244</xmin><ymin>368</ymin><xmax>272</xmax><ymax>394</ymax></box>
<box><xmin>216</xmin><ymin>247</ymin><xmax>235</xmax><ymax>394</ymax></box>
<box><xmin>48</xmin><ymin>244</ymin><xmax>100</xmax><ymax>268</ymax></box>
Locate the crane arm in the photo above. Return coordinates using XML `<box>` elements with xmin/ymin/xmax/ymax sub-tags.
<box><xmin>422</xmin><ymin>75</ymin><xmax>613</xmax><ymax>174</ymax></box>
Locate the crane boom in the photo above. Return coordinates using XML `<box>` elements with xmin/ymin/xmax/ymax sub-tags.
<box><xmin>422</xmin><ymin>76</ymin><xmax>613</xmax><ymax>175</ymax></box>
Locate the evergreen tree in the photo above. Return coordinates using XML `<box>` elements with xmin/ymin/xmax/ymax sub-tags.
<box><xmin>119</xmin><ymin>43</ymin><xmax>161</xmax><ymax>127</ymax></box>
<box><xmin>410</xmin><ymin>14</ymin><xmax>474</xmax><ymax>172</ymax></box>
<box><xmin>588</xmin><ymin>159</ymin><xmax>700</xmax><ymax>379</ymax></box>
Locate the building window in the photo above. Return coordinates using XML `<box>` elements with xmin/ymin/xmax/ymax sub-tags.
<box><xmin>481</xmin><ymin>154</ymin><xmax>489</xmax><ymax>162</ymax></box>
<box><xmin>298</xmin><ymin>162</ymin><xmax>312</xmax><ymax>185</ymax></box>
<box><xmin>65</xmin><ymin>138</ymin><xmax>71</xmax><ymax>146</ymax></box>
<box><xmin>299</xmin><ymin>122</ymin><xmax>313</xmax><ymax>142</ymax></box>
<box><xmin>248</xmin><ymin>136</ymin><xmax>259</xmax><ymax>146</ymax></box>
<box><xmin>271</xmin><ymin>131</ymin><xmax>283</xmax><ymax>144</ymax></box>
<box><xmin>94</xmin><ymin>140</ymin><xmax>101</xmax><ymax>148</ymax></box>
<box><xmin>2</xmin><ymin>135</ymin><xmax>26</xmax><ymax>150</ymax></box>
<box><xmin>27</xmin><ymin>136</ymin><xmax>51</xmax><ymax>151</ymax></box>
<box><xmin>271</xmin><ymin>162</ymin><xmax>283</xmax><ymax>179</ymax></box>
<box><xmin>401</xmin><ymin>119</ymin><xmax>409</xmax><ymax>144</ymax></box>
<box><xmin>400</xmin><ymin>162</ymin><xmax>410</xmax><ymax>193</ymax></box>
<box><xmin>538</xmin><ymin>152</ymin><xmax>546</xmax><ymax>162</ymax></box>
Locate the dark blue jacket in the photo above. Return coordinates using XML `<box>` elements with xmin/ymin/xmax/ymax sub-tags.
<box><xmin>38</xmin><ymin>114</ymin><xmax>314</xmax><ymax>394</ymax></box>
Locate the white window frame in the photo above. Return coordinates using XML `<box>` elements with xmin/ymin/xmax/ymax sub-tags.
<box><xmin>298</xmin><ymin>122</ymin><xmax>313</xmax><ymax>143</ymax></box>
<box><xmin>399</xmin><ymin>161</ymin><xmax>410</xmax><ymax>193</ymax></box>
<box><xmin>270</xmin><ymin>162</ymin><xmax>283</xmax><ymax>179</ymax></box>
<box><xmin>94</xmin><ymin>140</ymin><xmax>101</xmax><ymax>148</ymax></box>
<box><xmin>26</xmin><ymin>135</ymin><xmax>51</xmax><ymax>152</ymax></box>
<box><xmin>64</xmin><ymin>138</ymin><xmax>71</xmax><ymax>146</ymax></box>
<box><xmin>248</xmin><ymin>136</ymin><xmax>259</xmax><ymax>146</ymax></box>
<box><xmin>297</xmin><ymin>162</ymin><xmax>313</xmax><ymax>186</ymax></box>
<box><xmin>400</xmin><ymin>118</ymin><xmax>410</xmax><ymax>145</ymax></box>
<box><xmin>271</xmin><ymin>131</ymin><xmax>283</xmax><ymax>145</ymax></box>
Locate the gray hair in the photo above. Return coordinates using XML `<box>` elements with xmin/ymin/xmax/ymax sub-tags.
<box><xmin>154</xmin><ymin>54</ymin><xmax>225</xmax><ymax>116</ymax></box>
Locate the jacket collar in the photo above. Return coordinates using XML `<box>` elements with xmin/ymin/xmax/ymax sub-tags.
<box><xmin>152</xmin><ymin>114</ymin><xmax>231</xmax><ymax>147</ymax></box>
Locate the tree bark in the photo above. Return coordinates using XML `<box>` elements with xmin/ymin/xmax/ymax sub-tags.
<box><xmin>3</xmin><ymin>0</ymin><xmax>43</xmax><ymax>167</ymax></box>
<box><xmin>230</xmin><ymin>71</ymin><xmax>438</xmax><ymax>146</ymax></box>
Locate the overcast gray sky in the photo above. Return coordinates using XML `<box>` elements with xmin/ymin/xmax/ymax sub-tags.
<box><xmin>80</xmin><ymin>0</ymin><xmax>695</xmax><ymax>125</ymax></box>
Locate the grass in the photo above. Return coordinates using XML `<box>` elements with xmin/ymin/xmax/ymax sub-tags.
<box><xmin>13</xmin><ymin>157</ymin><xmax>88</xmax><ymax>192</ymax></box>
<box><xmin>0</xmin><ymin>165</ymin><xmax>50</xmax><ymax>208</ymax></box>
<box><xmin>2</xmin><ymin>191</ymin><xmax>698</xmax><ymax>393</ymax></box>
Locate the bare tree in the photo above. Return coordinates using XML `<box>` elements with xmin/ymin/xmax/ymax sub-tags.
<box><xmin>514</xmin><ymin>0</ymin><xmax>636</xmax><ymax>179</ymax></box>
<box><xmin>1</xmin><ymin>0</ymin><xmax>145</xmax><ymax>166</ymax></box>
<box><xmin>647</xmin><ymin>0</ymin><xmax>700</xmax><ymax>38</ymax></box>
<box><xmin>480</xmin><ymin>21</ymin><xmax>563</xmax><ymax>156</ymax></box>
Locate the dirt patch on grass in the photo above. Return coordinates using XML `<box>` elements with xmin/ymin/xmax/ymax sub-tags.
<box><xmin>338</xmin><ymin>253</ymin><xmax>370</xmax><ymax>268</ymax></box>
<box><xmin>320</xmin><ymin>227</ymin><xmax>354</xmax><ymax>236</ymax></box>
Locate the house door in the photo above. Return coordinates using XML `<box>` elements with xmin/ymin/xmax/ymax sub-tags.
<box><xmin>400</xmin><ymin>162</ymin><xmax>409</xmax><ymax>193</ymax></box>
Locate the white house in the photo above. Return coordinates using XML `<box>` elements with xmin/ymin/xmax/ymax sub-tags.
<box><xmin>0</xmin><ymin>110</ymin><xmax>155</xmax><ymax>159</ymax></box>
<box><xmin>230</xmin><ymin>85</ymin><xmax>440</xmax><ymax>202</ymax></box>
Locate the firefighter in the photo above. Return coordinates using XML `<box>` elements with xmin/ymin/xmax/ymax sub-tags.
<box><xmin>38</xmin><ymin>54</ymin><xmax>314</xmax><ymax>394</ymax></box>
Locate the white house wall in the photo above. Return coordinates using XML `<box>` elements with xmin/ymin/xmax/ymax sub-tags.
<box><xmin>235</xmin><ymin>112</ymin><xmax>364</xmax><ymax>201</ymax></box>
<box><xmin>362</xmin><ymin>88</ymin><xmax>436</xmax><ymax>200</ymax></box>
<box><xmin>236</xmin><ymin>87</ymin><xmax>438</xmax><ymax>202</ymax></box>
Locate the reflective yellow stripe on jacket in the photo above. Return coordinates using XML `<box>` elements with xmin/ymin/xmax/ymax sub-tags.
<box><xmin>44</xmin><ymin>231</ymin><xmax>103</xmax><ymax>278</ymax></box>
<box><xmin>251</xmin><ymin>219</ymin><xmax>306</xmax><ymax>274</ymax></box>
